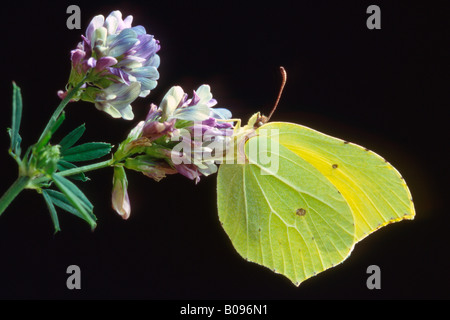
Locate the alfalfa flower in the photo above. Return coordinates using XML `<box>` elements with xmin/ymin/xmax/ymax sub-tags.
<box><xmin>118</xmin><ymin>85</ymin><xmax>233</xmax><ymax>181</ymax></box>
<box><xmin>58</xmin><ymin>10</ymin><xmax>161</xmax><ymax>120</ymax></box>
<box><xmin>109</xmin><ymin>84</ymin><xmax>234</xmax><ymax>217</ymax></box>
<box><xmin>94</xmin><ymin>82</ymin><xmax>141</xmax><ymax>120</ymax></box>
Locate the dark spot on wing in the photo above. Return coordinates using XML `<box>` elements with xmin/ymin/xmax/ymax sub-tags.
<box><xmin>296</xmin><ymin>208</ymin><xmax>307</xmax><ymax>216</ymax></box>
<box><xmin>332</xmin><ymin>164</ymin><xmax>338</xmax><ymax>169</ymax></box>
<box><xmin>344</xmin><ymin>141</ymin><xmax>349</xmax><ymax>144</ymax></box>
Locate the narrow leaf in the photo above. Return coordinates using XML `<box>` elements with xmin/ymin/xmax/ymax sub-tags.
<box><xmin>11</xmin><ymin>82</ymin><xmax>23</xmax><ymax>155</ymax></box>
<box><xmin>57</xmin><ymin>160</ymin><xmax>89</xmax><ymax>182</ymax></box>
<box><xmin>52</xmin><ymin>174</ymin><xmax>94</xmax><ymax>212</ymax></box>
<box><xmin>61</xmin><ymin>142</ymin><xmax>112</xmax><ymax>162</ymax></box>
<box><xmin>35</xmin><ymin>112</ymin><xmax>66</xmax><ymax>152</ymax></box>
<box><xmin>7</xmin><ymin>129</ymin><xmax>22</xmax><ymax>161</ymax></box>
<box><xmin>42</xmin><ymin>189</ymin><xmax>61</xmax><ymax>233</ymax></box>
<box><xmin>55</xmin><ymin>177</ymin><xmax>94</xmax><ymax>218</ymax></box>
<box><xmin>51</xmin><ymin>173</ymin><xmax>96</xmax><ymax>230</ymax></box>
<box><xmin>59</xmin><ymin>124</ymin><xmax>86</xmax><ymax>150</ymax></box>
<box><xmin>44</xmin><ymin>189</ymin><xmax>93</xmax><ymax>224</ymax></box>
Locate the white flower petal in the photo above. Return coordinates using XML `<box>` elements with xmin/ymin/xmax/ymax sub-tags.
<box><xmin>96</xmin><ymin>103</ymin><xmax>122</xmax><ymax>118</ymax></box>
<box><xmin>171</xmin><ymin>104</ymin><xmax>210</xmax><ymax>122</ymax></box>
<box><xmin>86</xmin><ymin>15</ymin><xmax>105</xmax><ymax>41</ymax></box>
<box><xmin>161</xmin><ymin>86</ymin><xmax>185</xmax><ymax>119</ymax></box>
<box><xmin>195</xmin><ymin>85</ymin><xmax>213</xmax><ymax>103</ymax></box>
<box><xmin>105</xmin><ymin>15</ymin><xmax>119</xmax><ymax>35</ymax></box>
<box><xmin>119</xmin><ymin>105</ymin><xmax>134</xmax><ymax>120</ymax></box>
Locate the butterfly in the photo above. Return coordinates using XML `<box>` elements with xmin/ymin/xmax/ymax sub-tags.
<box><xmin>216</xmin><ymin>67</ymin><xmax>415</xmax><ymax>286</ymax></box>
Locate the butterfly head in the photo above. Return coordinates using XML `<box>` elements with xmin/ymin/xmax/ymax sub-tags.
<box><xmin>254</xmin><ymin>114</ymin><xmax>269</xmax><ymax>128</ymax></box>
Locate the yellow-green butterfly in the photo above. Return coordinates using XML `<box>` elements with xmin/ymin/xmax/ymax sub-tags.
<box><xmin>217</xmin><ymin>67</ymin><xmax>415</xmax><ymax>286</ymax></box>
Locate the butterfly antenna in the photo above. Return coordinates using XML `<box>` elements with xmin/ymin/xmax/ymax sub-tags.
<box><xmin>267</xmin><ymin>66</ymin><xmax>287</xmax><ymax>121</ymax></box>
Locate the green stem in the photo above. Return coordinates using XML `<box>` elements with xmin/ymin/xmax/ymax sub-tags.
<box><xmin>59</xmin><ymin>159</ymin><xmax>115</xmax><ymax>177</ymax></box>
<box><xmin>0</xmin><ymin>176</ymin><xmax>31</xmax><ymax>216</ymax></box>
<box><xmin>1</xmin><ymin>77</ymin><xmax>91</xmax><ymax>217</ymax></box>
<box><xmin>32</xmin><ymin>158</ymin><xmax>115</xmax><ymax>186</ymax></box>
<box><xmin>37</xmin><ymin>78</ymin><xmax>87</xmax><ymax>144</ymax></box>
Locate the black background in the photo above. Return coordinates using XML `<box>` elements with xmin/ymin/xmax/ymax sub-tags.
<box><xmin>0</xmin><ymin>0</ymin><xmax>447</xmax><ymax>300</ymax></box>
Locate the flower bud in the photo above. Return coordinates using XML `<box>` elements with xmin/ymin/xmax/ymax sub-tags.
<box><xmin>35</xmin><ymin>145</ymin><xmax>61</xmax><ymax>175</ymax></box>
<box><xmin>111</xmin><ymin>166</ymin><xmax>131</xmax><ymax>219</ymax></box>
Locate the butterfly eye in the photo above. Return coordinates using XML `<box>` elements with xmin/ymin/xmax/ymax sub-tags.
<box><xmin>254</xmin><ymin>115</ymin><xmax>268</xmax><ymax>128</ymax></box>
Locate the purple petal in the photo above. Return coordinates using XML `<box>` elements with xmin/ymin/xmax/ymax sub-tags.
<box><xmin>70</xmin><ymin>49</ymin><xmax>86</xmax><ymax>65</ymax></box>
<box><xmin>57</xmin><ymin>90</ymin><xmax>67</xmax><ymax>99</ymax></box>
<box><xmin>174</xmin><ymin>164</ymin><xmax>201</xmax><ymax>184</ymax></box>
<box><xmin>142</xmin><ymin>119</ymin><xmax>176</xmax><ymax>141</ymax></box>
<box><xmin>215</xmin><ymin>121</ymin><xmax>233</xmax><ymax>129</ymax></box>
<box><xmin>207</xmin><ymin>98</ymin><xmax>218</xmax><ymax>107</ymax></box>
<box><xmin>108</xmin><ymin>67</ymin><xmax>131</xmax><ymax>84</ymax></box>
<box><xmin>202</xmin><ymin>117</ymin><xmax>216</xmax><ymax>127</ymax></box>
<box><xmin>87</xmin><ymin>57</ymin><xmax>97</xmax><ymax>68</ymax></box>
<box><xmin>95</xmin><ymin>56</ymin><xmax>118</xmax><ymax>71</ymax></box>
<box><xmin>132</xmin><ymin>34</ymin><xmax>158</xmax><ymax>59</ymax></box>
<box><xmin>189</xmin><ymin>90</ymin><xmax>201</xmax><ymax>106</ymax></box>
<box><xmin>145</xmin><ymin>104</ymin><xmax>161</xmax><ymax>121</ymax></box>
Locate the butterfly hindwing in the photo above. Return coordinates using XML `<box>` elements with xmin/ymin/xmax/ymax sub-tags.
<box><xmin>217</xmin><ymin>134</ymin><xmax>355</xmax><ymax>285</ymax></box>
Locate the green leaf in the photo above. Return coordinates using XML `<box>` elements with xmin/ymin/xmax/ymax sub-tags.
<box><xmin>42</xmin><ymin>189</ymin><xmax>61</xmax><ymax>233</ymax></box>
<box><xmin>44</xmin><ymin>189</ymin><xmax>94</xmax><ymax>224</ymax></box>
<box><xmin>52</xmin><ymin>175</ymin><xmax>94</xmax><ymax>213</ymax></box>
<box><xmin>35</xmin><ymin>112</ymin><xmax>66</xmax><ymax>152</ymax></box>
<box><xmin>51</xmin><ymin>173</ymin><xmax>96</xmax><ymax>230</ymax></box>
<box><xmin>11</xmin><ymin>82</ymin><xmax>23</xmax><ymax>156</ymax></box>
<box><xmin>57</xmin><ymin>160</ymin><xmax>89</xmax><ymax>182</ymax></box>
<box><xmin>61</xmin><ymin>142</ymin><xmax>112</xmax><ymax>162</ymax></box>
<box><xmin>7</xmin><ymin>128</ymin><xmax>22</xmax><ymax>162</ymax></box>
<box><xmin>59</xmin><ymin>124</ymin><xmax>86</xmax><ymax>150</ymax></box>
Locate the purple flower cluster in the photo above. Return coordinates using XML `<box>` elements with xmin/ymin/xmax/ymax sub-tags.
<box><xmin>60</xmin><ymin>10</ymin><xmax>160</xmax><ymax>120</ymax></box>
<box><xmin>112</xmin><ymin>85</ymin><xmax>234</xmax><ymax>218</ymax></box>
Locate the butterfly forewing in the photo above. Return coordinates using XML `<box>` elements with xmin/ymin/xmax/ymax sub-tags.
<box><xmin>259</xmin><ymin>122</ymin><xmax>415</xmax><ymax>243</ymax></box>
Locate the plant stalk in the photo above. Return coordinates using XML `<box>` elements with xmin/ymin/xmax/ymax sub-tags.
<box><xmin>37</xmin><ymin>78</ymin><xmax>87</xmax><ymax>144</ymax></box>
<box><xmin>0</xmin><ymin>176</ymin><xmax>31</xmax><ymax>216</ymax></box>
<box><xmin>58</xmin><ymin>159</ymin><xmax>115</xmax><ymax>177</ymax></box>
<box><xmin>32</xmin><ymin>158</ymin><xmax>115</xmax><ymax>186</ymax></box>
